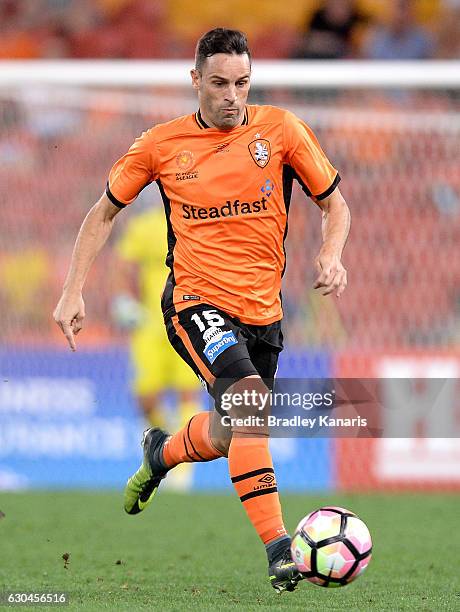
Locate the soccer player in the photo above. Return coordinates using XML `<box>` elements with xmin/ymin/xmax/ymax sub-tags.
<box><xmin>53</xmin><ymin>28</ymin><xmax>350</xmax><ymax>592</ymax></box>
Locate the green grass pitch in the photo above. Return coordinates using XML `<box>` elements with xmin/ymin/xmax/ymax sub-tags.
<box><xmin>1</xmin><ymin>491</ymin><xmax>459</xmax><ymax>611</ymax></box>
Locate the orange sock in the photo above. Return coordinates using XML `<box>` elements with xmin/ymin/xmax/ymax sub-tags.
<box><xmin>228</xmin><ymin>435</ymin><xmax>287</xmax><ymax>544</ymax></box>
<box><xmin>163</xmin><ymin>412</ymin><xmax>224</xmax><ymax>468</ymax></box>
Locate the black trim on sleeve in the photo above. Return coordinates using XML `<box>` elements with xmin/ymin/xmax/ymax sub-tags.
<box><xmin>315</xmin><ymin>173</ymin><xmax>341</xmax><ymax>201</ymax></box>
<box><xmin>105</xmin><ymin>182</ymin><xmax>126</xmax><ymax>208</ymax></box>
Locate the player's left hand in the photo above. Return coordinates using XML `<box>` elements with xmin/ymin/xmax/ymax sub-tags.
<box><xmin>313</xmin><ymin>252</ymin><xmax>347</xmax><ymax>297</ymax></box>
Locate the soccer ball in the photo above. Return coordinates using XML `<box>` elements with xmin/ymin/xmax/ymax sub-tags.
<box><xmin>290</xmin><ymin>506</ymin><xmax>372</xmax><ymax>587</ymax></box>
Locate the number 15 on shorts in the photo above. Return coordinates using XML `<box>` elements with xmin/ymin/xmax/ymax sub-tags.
<box><xmin>191</xmin><ymin>309</ymin><xmax>238</xmax><ymax>364</ymax></box>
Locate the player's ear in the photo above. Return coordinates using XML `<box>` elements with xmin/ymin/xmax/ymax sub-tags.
<box><xmin>191</xmin><ymin>69</ymin><xmax>200</xmax><ymax>91</ymax></box>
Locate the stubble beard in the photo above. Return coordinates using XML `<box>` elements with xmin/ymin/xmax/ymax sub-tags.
<box><xmin>215</xmin><ymin>108</ymin><xmax>243</xmax><ymax>130</ymax></box>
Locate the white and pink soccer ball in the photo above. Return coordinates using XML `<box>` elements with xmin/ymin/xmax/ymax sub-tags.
<box><xmin>291</xmin><ymin>506</ymin><xmax>372</xmax><ymax>587</ymax></box>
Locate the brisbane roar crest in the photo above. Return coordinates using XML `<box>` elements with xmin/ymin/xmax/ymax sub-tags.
<box><xmin>248</xmin><ymin>139</ymin><xmax>271</xmax><ymax>168</ymax></box>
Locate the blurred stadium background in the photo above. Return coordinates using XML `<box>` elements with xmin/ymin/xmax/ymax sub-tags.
<box><xmin>0</xmin><ymin>0</ymin><xmax>459</xmax><ymax>494</ymax></box>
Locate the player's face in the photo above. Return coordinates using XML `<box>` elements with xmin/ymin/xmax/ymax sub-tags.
<box><xmin>191</xmin><ymin>53</ymin><xmax>251</xmax><ymax>130</ymax></box>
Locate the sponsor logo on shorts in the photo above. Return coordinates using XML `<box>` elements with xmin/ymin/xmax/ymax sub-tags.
<box><xmin>203</xmin><ymin>326</ymin><xmax>238</xmax><ymax>364</ymax></box>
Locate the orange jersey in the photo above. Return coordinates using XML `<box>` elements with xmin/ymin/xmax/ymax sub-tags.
<box><xmin>107</xmin><ymin>105</ymin><xmax>339</xmax><ymax>325</ymax></box>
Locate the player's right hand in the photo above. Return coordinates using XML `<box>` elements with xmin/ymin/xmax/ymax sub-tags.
<box><xmin>313</xmin><ymin>251</ymin><xmax>348</xmax><ymax>297</ymax></box>
<box><xmin>53</xmin><ymin>292</ymin><xmax>85</xmax><ymax>351</ymax></box>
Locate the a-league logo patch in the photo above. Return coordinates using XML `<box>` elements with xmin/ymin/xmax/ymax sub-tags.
<box><xmin>248</xmin><ymin>139</ymin><xmax>271</xmax><ymax>168</ymax></box>
<box><xmin>176</xmin><ymin>150</ymin><xmax>194</xmax><ymax>171</ymax></box>
<box><xmin>203</xmin><ymin>327</ymin><xmax>238</xmax><ymax>364</ymax></box>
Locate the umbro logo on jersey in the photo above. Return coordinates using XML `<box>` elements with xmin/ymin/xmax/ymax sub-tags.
<box><xmin>248</xmin><ymin>138</ymin><xmax>271</xmax><ymax>168</ymax></box>
<box><xmin>216</xmin><ymin>142</ymin><xmax>230</xmax><ymax>153</ymax></box>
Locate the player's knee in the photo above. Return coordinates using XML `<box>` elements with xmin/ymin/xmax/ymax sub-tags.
<box><xmin>210</xmin><ymin>433</ymin><xmax>231</xmax><ymax>457</ymax></box>
<box><xmin>225</xmin><ymin>374</ymin><xmax>271</xmax><ymax>420</ymax></box>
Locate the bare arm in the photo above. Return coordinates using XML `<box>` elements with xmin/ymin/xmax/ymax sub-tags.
<box><xmin>313</xmin><ymin>187</ymin><xmax>351</xmax><ymax>297</ymax></box>
<box><xmin>53</xmin><ymin>193</ymin><xmax>123</xmax><ymax>350</ymax></box>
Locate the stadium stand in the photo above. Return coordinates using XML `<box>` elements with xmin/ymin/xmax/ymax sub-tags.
<box><xmin>1</xmin><ymin>86</ymin><xmax>459</xmax><ymax>349</ymax></box>
<box><xmin>0</xmin><ymin>0</ymin><xmax>456</xmax><ymax>60</ymax></box>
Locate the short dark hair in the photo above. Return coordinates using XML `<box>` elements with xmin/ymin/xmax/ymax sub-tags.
<box><xmin>195</xmin><ymin>28</ymin><xmax>251</xmax><ymax>71</ymax></box>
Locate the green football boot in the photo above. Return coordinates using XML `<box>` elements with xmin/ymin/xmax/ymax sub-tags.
<box><xmin>124</xmin><ymin>427</ymin><xmax>170</xmax><ymax>515</ymax></box>
<box><xmin>269</xmin><ymin>547</ymin><xmax>304</xmax><ymax>593</ymax></box>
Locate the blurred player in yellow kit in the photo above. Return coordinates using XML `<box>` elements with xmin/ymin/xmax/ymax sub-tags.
<box><xmin>113</xmin><ymin>203</ymin><xmax>201</xmax><ymax>428</ymax></box>
<box><xmin>114</xmin><ymin>203</ymin><xmax>201</xmax><ymax>489</ymax></box>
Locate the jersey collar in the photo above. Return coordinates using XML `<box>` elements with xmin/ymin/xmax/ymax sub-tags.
<box><xmin>195</xmin><ymin>107</ymin><xmax>249</xmax><ymax>130</ymax></box>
